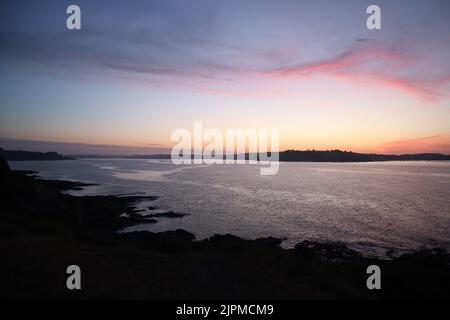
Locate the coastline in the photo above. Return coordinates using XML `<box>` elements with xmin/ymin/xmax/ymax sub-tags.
<box><xmin>1</xmin><ymin>165</ymin><xmax>449</xmax><ymax>299</ymax></box>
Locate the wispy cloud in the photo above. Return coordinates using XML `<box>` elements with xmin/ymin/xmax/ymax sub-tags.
<box><xmin>263</xmin><ymin>43</ymin><xmax>450</xmax><ymax>102</ymax></box>
<box><xmin>378</xmin><ymin>135</ymin><xmax>450</xmax><ymax>154</ymax></box>
<box><xmin>1</xmin><ymin>29</ymin><xmax>449</xmax><ymax>102</ymax></box>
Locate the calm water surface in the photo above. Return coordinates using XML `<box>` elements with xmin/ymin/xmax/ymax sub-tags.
<box><xmin>10</xmin><ymin>159</ymin><xmax>450</xmax><ymax>257</ymax></box>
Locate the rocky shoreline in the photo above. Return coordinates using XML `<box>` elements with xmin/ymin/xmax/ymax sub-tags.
<box><xmin>1</xmin><ymin>159</ymin><xmax>449</xmax><ymax>299</ymax></box>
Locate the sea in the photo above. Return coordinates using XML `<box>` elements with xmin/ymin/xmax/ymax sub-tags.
<box><xmin>9</xmin><ymin>159</ymin><xmax>450</xmax><ymax>257</ymax></box>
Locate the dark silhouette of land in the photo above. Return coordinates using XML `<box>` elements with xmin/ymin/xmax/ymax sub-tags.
<box><xmin>0</xmin><ymin>148</ymin><xmax>72</xmax><ymax>161</ymax></box>
<box><xmin>1</xmin><ymin>155</ymin><xmax>449</xmax><ymax>299</ymax></box>
<box><xmin>278</xmin><ymin>150</ymin><xmax>450</xmax><ymax>162</ymax></box>
<box><xmin>70</xmin><ymin>150</ymin><xmax>450</xmax><ymax>162</ymax></box>
<box><xmin>2</xmin><ymin>147</ymin><xmax>449</xmax><ymax>162</ymax></box>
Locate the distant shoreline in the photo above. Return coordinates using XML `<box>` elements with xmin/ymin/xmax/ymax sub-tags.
<box><xmin>0</xmin><ymin>149</ymin><xmax>72</xmax><ymax>161</ymax></box>
<box><xmin>2</xmin><ymin>148</ymin><xmax>450</xmax><ymax>162</ymax></box>
<box><xmin>68</xmin><ymin>150</ymin><xmax>450</xmax><ymax>162</ymax></box>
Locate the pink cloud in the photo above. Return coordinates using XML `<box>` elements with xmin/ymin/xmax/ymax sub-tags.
<box><xmin>81</xmin><ymin>42</ymin><xmax>450</xmax><ymax>102</ymax></box>
<box><xmin>377</xmin><ymin>135</ymin><xmax>450</xmax><ymax>154</ymax></box>
<box><xmin>264</xmin><ymin>44</ymin><xmax>449</xmax><ymax>102</ymax></box>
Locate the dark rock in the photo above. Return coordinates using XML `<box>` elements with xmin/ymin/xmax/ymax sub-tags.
<box><xmin>0</xmin><ymin>156</ymin><xmax>12</xmax><ymax>201</ymax></box>
<box><xmin>39</xmin><ymin>179</ymin><xmax>96</xmax><ymax>191</ymax></box>
<box><xmin>0</xmin><ymin>155</ymin><xmax>10</xmax><ymax>178</ymax></box>
<box><xmin>203</xmin><ymin>234</ymin><xmax>246</xmax><ymax>250</ymax></box>
<box><xmin>295</xmin><ymin>241</ymin><xmax>319</xmax><ymax>260</ymax></box>
<box><xmin>121</xmin><ymin>229</ymin><xmax>195</xmax><ymax>252</ymax></box>
<box><xmin>295</xmin><ymin>240</ymin><xmax>361</xmax><ymax>262</ymax></box>
<box><xmin>117</xmin><ymin>216</ymin><xmax>158</xmax><ymax>228</ymax></box>
<box><xmin>163</xmin><ymin>229</ymin><xmax>196</xmax><ymax>243</ymax></box>
<box><xmin>254</xmin><ymin>237</ymin><xmax>285</xmax><ymax>247</ymax></box>
<box><xmin>398</xmin><ymin>247</ymin><xmax>449</xmax><ymax>264</ymax></box>
<box><xmin>0</xmin><ymin>223</ymin><xmax>25</xmax><ymax>236</ymax></box>
<box><xmin>145</xmin><ymin>211</ymin><xmax>186</xmax><ymax>218</ymax></box>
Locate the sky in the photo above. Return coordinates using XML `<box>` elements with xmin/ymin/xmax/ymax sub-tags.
<box><xmin>0</xmin><ymin>0</ymin><xmax>449</xmax><ymax>155</ymax></box>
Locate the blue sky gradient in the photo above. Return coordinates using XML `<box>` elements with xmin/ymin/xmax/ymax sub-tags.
<box><xmin>1</xmin><ymin>0</ymin><xmax>449</xmax><ymax>154</ymax></box>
